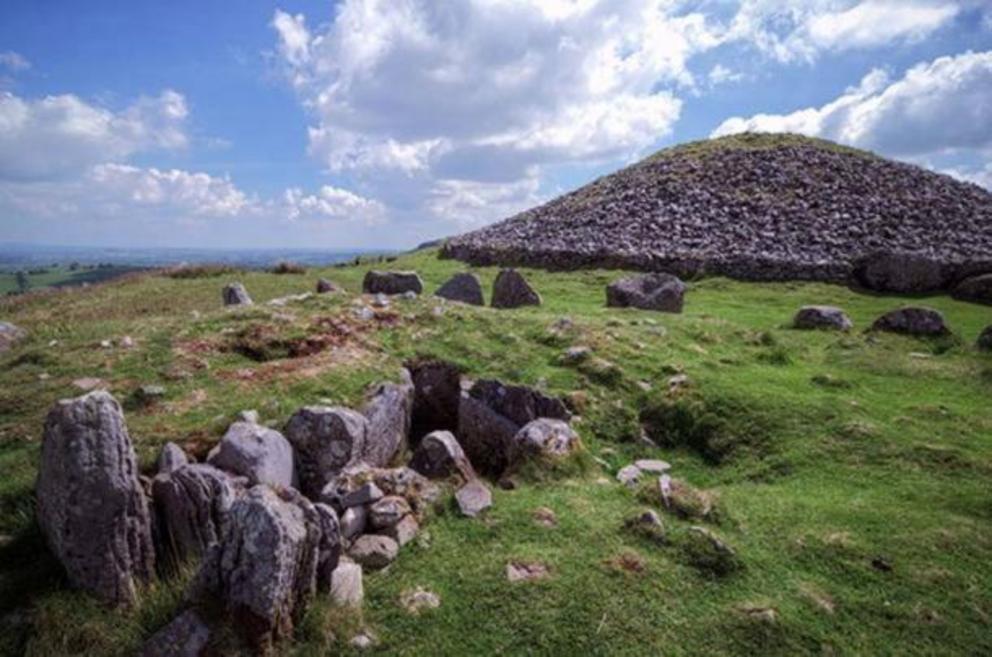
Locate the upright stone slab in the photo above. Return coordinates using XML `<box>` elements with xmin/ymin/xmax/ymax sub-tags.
<box><xmin>222</xmin><ymin>282</ymin><xmax>253</xmax><ymax>306</ymax></box>
<box><xmin>606</xmin><ymin>273</ymin><xmax>685</xmax><ymax>313</ymax></box>
<box><xmin>435</xmin><ymin>273</ymin><xmax>484</xmax><ymax>306</ymax></box>
<box><xmin>409</xmin><ymin>430</ymin><xmax>476</xmax><ymax>483</ymax></box>
<box><xmin>36</xmin><ymin>391</ymin><xmax>155</xmax><ymax>607</ymax></box>
<box><xmin>208</xmin><ymin>421</ymin><xmax>295</xmax><ymax>489</ymax></box>
<box><xmin>491</xmin><ymin>269</ymin><xmax>541</xmax><ymax>308</ymax></box>
<box><xmin>408</xmin><ymin>359</ymin><xmax>462</xmax><ymax>441</ymax></box>
<box><xmin>284</xmin><ymin>407</ymin><xmax>367</xmax><ymax>499</ymax></box>
<box><xmin>362</xmin><ymin>271</ymin><xmax>424</xmax><ymax>295</ymax></box>
<box><xmin>361</xmin><ymin>372</ymin><xmax>414</xmax><ymax>468</ymax></box>
<box><xmin>152</xmin><ymin>463</ymin><xmax>239</xmax><ymax>566</ymax></box>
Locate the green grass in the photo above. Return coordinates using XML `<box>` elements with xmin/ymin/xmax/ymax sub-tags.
<box><xmin>0</xmin><ymin>265</ymin><xmax>144</xmax><ymax>295</ymax></box>
<box><xmin>1</xmin><ymin>249</ymin><xmax>990</xmax><ymax>655</ymax></box>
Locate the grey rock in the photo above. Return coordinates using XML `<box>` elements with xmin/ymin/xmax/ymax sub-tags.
<box><xmin>136</xmin><ymin>385</ymin><xmax>166</xmax><ymax>404</ymax></box>
<box><xmin>316</xmin><ymin>278</ymin><xmax>342</xmax><ymax>294</ymax></box>
<box><xmin>507</xmin><ymin>418</ymin><xmax>581</xmax><ymax>466</ymax></box>
<box><xmin>208</xmin><ymin>421</ymin><xmax>295</xmax><ymax>489</ymax></box>
<box><xmin>362</xmin><ymin>270</ymin><xmax>424</xmax><ymax>295</ymax></box>
<box><xmin>561</xmin><ymin>345</ymin><xmax>592</xmax><ymax>365</ymax></box>
<box><xmin>0</xmin><ymin>321</ymin><xmax>27</xmax><ymax>352</ymax></box>
<box><xmin>409</xmin><ymin>430</ymin><xmax>476</xmax><ymax>483</ymax></box>
<box><xmin>222</xmin><ymin>282</ymin><xmax>252</xmax><ymax>306</ymax></box>
<box><xmin>616</xmin><ymin>464</ymin><xmax>642</xmax><ymax>487</ymax></box>
<box><xmin>157</xmin><ymin>442</ymin><xmax>189</xmax><ymax>475</ymax></box>
<box><xmin>284</xmin><ymin>407</ymin><xmax>366</xmax><ymax>498</ymax></box>
<box><xmin>349</xmin><ymin>534</ymin><xmax>399</xmax><ymax>570</ymax></box>
<box><xmin>141</xmin><ymin>609</ymin><xmax>211</xmax><ymax>657</ymax></box>
<box><xmin>491</xmin><ymin>269</ymin><xmax>541</xmax><ymax>308</ymax></box>
<box><xmin>455</xmin><ymin>479</ymin><xmax>492</xmax><ymax>518</ymax></box>
<box><xmin>36</xmin><ymin>391</ymin><xmax>155</xmax><ymax>607</ymax></box>
<box><xmin>383</xmin><ymin>514</ymin><xmax>419</xmax><ymax>547</ymax></box>
<box><xmin>634</xmin><ymin>459</ymin><xmax>671</xmax><ymax>474</ymax></box>
<box><xmin>855</xmin><ymin>253</ymin><xmax>947</xmax><ymax>293</ymax></box>
<box><xmin>329</xmin><ymin>560</ymin><xmax>364</xmax><ymax>607</ymax></box>
<box><xmin>314</xmin><ymin>502</ymin><xmax>343</xmax><ymax>592</ymax></box>
<box><xmin>368</xmin><ymin>495</ymin><xmax>411</xmax><ymax>530</ymax></box>
<box><xmin>238</xmin><ymin>409</ymin><xmax>259</xmax><ymax>424</ymax></box>
<box><xmin>152</xmin><ymin>463</ymin><xmax>238</xmax><ymax>566</ymax></box>
<box><xmin>341</xmin><ymin>483</ymin><xmax>384</xmax><ymax>509</ymax></box>
<box><xmin>871</xmin><ymin>307</ymin><xmax>950</xmax><ymax>336</ymax></box>
<box><xmin>793</xmin><ymin>305</ymin><xmax>853</xmax><ymax>331</ymax></box>
<box><xmin>953</xmin><ymin>273</ymin><xmax>992</xmax><ymax>305</ymax></box>
<box><xmin>190</xmin><ymin>486</ymin><xmax>322</xmax><ymax>649</ymax></box>
<box><xmin>340</xmin><ymin>505</ymin><xmax>367</xmax><ymax>541</ymax></box>
<box><xmin>435</xmin><ymin>273</ymin><xmax>484</xmax><ymax>305</ymax></box>
<box><xmin>400</xmin><ymin>587</ymin><xmax>441</xmax><ymax>615</ymax></box>
<box><xmin>606</xmin><ymin>273</ymin><xmax>686</xmax><ymax>313</ymax></box>
<box><xmin>361</xmin><ymin>372</ymin><xmax>414</xmax><ymax>468</ymax></box>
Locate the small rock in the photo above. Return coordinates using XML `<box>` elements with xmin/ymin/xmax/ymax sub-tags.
<box><xmin>329</xmin><ymin>560</ymin><xmax>364</xmax><ymax>607</ymax></box>
<box><xmin>72</xmin><ymin>377</ymin><xmax>107</xmax><ymax>391</ymax></box>
<box><xmin>667</xmin><ymin>374</ymin><xmax>690</xmax><ymax>391</ymax></box>
<box><xmin>409</xmin><ymin>430</ymin><xmax>476</xmax><ymax>483</ymax></box>
<box><xmin>221</xmin><ymin>282</ymin><xmax>252</xmax><ymax>306</ymax></box>
<box><xmin>659</xmin><ymin>475</ymin><xmax>715</xmax><ymax>520</ymax></box>
<box><xmin>372</xmin><ymin>292</ymin><xmax>390</xmax><ymax>308</ymax></box>
<box><xmin>120</xmin><ymin>336</ymin><xmax>136</xmax><ymax>349</ymax></box>
<box><xmin>361</xmin><ymin>372</ymin><xmax>414</xmax><ymax>468</ymax></box>
<box><xmin>507</xmin><ymin>418</ymin><xmax>581</xmax><ymax>467</ymax></box>
<box><xmin>616</xmin><ymin>464</ymin><xmax>642</xmax><ymax>487</ymax></box>
<box><xmin>136</xmin><ymin>384</ymin><xmax>166</xmax><ymax>404</ymax></box>
<box><xmin>383</xmin><ymin>514</ymin><xmax>419</xmax><ymax>546</ymax></box>
<box><xmin>353</xmin><ymin>306</ymin><xmax>375</xmax><ymax>321</ymax></box>
<box><xmin>349</xmin><ymin>631</ymin><xmax>377</xmax><ymax>650</ymax></box>
<box><xmin>368</xmin><ymin>495</ymin><xmax>412</xmax><ymax>530</ymax></box>
<box><xmin>140</xmin><ymin>609</ymin><xmax>211</xmax><ymax>657</ymax></box>
<box><xmin>634</xmin><ymin>459</ymin><xmax>671</xmax><ymax>474</ymax></box>
<box><xmin>491</xmin><ymin>269</ymin><xmax>541</xmax><ymax>308</ymax></box>
<box><xmin>238</xmin><ymin>409</ymin><xmax>259</xmax><ymax>424</ymax></box>
<box><xmin>99</xmin><ymin>339</ymin><xmax>113</xmax><ymax>349</ymax></box>
<box><xmin>533</xmin><ymin>507</ymin><xmax>558</xmax><ymax>527</ymax></box>
<box><xmin>953</xmin><ymin>273</ymin><xmax>992</xmax><ymax>305</ymax></box>
<box><xmin>506</xmin><ymin>561</ymin><xmax>550</xmax><ymax>582</ymax></box>
<box><xmin>560</xmin><ymin>346</ymin><xmax>592</xmax><ymax>365</ymax></box>
<box><xmin>349</xmin><ymin>534</ymin><xmax>399</xmax><ymax>569</ymax></box>
<box><xmin>682</xmin><ymin>526</ymin><xmax>740</xmax><ymax>576</ymax></box>
<box><xmin>0</xmin><ymin>321</ymin><xmax>27</xmax><ymax>352</ymax></box>
<box><xmin>624</xmin><ymin>509</ymin><xmax>666</xmax><ymax>545</ymax></box>
<box><xmin>400</xmin><ymin>587</ymin><xmax>441</xmax><ymax>615</ymax></box>
<box><xmin>342</xmin><ymin>483</ymin><xmax>384</xmax><ymax>509</ymax></box>
<box><xmin>455</xmin><ymin>479</ymin><xmax>492</xmax><ymax>517</ymax></box>
<box><xmin>284</xmin><ymin>406</ymin><xmax>368</xmax><ymax>498</ymax></box>
<box><xmin>793</xmin><ymin>305</ymin><xmax>853</xmax><ymax>331</ymax></box>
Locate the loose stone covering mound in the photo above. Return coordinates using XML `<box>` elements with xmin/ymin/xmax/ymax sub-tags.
<box><xmin>606</xmin><ymin>273</ymin><xmax>685</xmax><ymax>313</ymax></box>
<box><xmin>435</xmin><ymin>272</ymin><xmax>485</xmax><ymax>305</ymax></box>
<box><xmin>793</xmin><ymin>306</ymin><xmax>853</xmax><ymax>331</ymax></box>
<box><xmin>442</xmin><ymin>134</ymin><xmax>992</xmax><ymax>288</ymax></box>
<box><xmin>36</xmin><ymin>391</ymin><xmax>155</xmax><ymax>607</ymax></box>
<box><xmin>362</xmin><ymin>270</ymin><xmax>424</xmax><ymax>295</ymax></box>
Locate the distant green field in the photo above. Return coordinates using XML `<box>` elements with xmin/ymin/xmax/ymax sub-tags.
<box><xmin>0</xmin><ymin>265</ymin><xmax>144</xmax><ymax>295</ymax></box>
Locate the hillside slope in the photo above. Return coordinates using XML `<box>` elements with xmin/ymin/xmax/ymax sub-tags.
<box><xmin>442</xmin><ymin>134</ymin><xmax>992</xmax><ymax>285</ymax></box>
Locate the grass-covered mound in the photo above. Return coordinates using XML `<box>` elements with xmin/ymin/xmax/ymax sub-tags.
<box><xmin>0</xmin><ymin>249</ymin><xmax>991</xmax><ymax>655</ymax></box>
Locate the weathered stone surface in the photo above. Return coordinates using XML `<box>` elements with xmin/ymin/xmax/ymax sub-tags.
<box><xmin>284</xmin><ymin>407</ymin><xmax>366</xmax><ymax>498</ymax></box>
<box><xmin>341</xmin><ymin>483</ymin><xmax>384</xmax><ymax>509</ymax></box>
<box><xmin>222</xmin><ymin>282</ymin><xmax>252</xmax><ymax>306</ymax></box>
<box><xmin>316</xmin><ymin>278</ymin><xmax>342</xmax><ymax>294</ymax></box>
<box><xmin>340</xmin><ymin>505</ymin><xmax>367</xmax><ymax>541</ymax></box>
<box><xmin>409</xmin><ymin>359</ymin><xmax>462</xmax><ymax>440</ymax></box>
<box><xmin>953</xmin><ymin>273</ymin><xmax>992</xmax><ymax>305</ymax></box>
<box><xmin>361</xmin><ymin>372</ymin><xmax>414</xmax><ymax>468</ymax></box>
<box><xmin>400</xmin><ymin>587</ymin><xmax>441</xmax><ymax>615</ymax></box>
<box><xmin>854</xmin><ymin>253</ymin><xmax>947</xmax><ymax>293</ymax></box>
<box><xmin>383</xmin><ymin>514</ymin><xmax>419</xmax><ymax>546</ymax></box>
<box><xmin>152</xmin><ymin>463</ymin><xmax>238</xmax><ymax>566</ymax></box>
<box><xmin>455</xmin><ymin>479</ymin><xmax>492</xmax><ymax>518</ymax></box>
<box><xmin>623</xmin><ymin>509</ymin><xmax>666</xmax><ymax>545</ymax></box>
<box><xmin>320</xmin><ymin>464</ymin><xmax>440</xmax><ymax>518</ymax></box>
<box><xmin>506</xmin><ymin>560</ymin><xmax>550</xmax><ymax>582</ymax></box>
<box><xmin>191</xmin><ymin>486</ymin><xmax>322</xmax><ymax>650</ymax></box>
<box><xmin>606</xmin><ymin>273</ymin><xmax>686</xmax><ymax>313</ymax></box>
<box><xmin>314</xmin><ymin>503</ymin><xmax>342</xmax><ymax>592</ymax></box>
<box><xmin>349</xmin><ymin>534</ymin><xmax>399</xmax><ymax>570</ymax></box>
<box><xmin>435</xmin><ymin>272</ymin><xmax>485</xmax><ymax>305</ymax></box>
<box><xmin>208</xmin><ymin>421</ymin><xmax>295</xmax><ymax>489</ymax></box>
<box><xmin>616</xmin><ymin>464</ymin><xmax>641</xmax><ymax>487</ymax></box>
<box><xmin>409</xmin><ymin>430</ymin><xmax>476</xmax><ymax>483</ymax></box>
<box><xmin>871</xmin><ymin>307</ymin><xmax>950</xmax><ymax>336</ymax></box>
<box><xmin>36</xmin><ymin>391</ymin><xmax>155</xmax><ymax>607</ymax></box>
<box><xmin>0</xmin><ymin>321</ymin><xmax>27</xmax><ymax>352</ymax></box>
<box><xmin>978</xmin><ymin>326</ymin><xmax>992</xmax><ymax>351</ymax></box>
<box><xmin>508</xmin><ymin>418</ymin><xmax>581</xmax><ymax>466</ymax></box>
<box><xmin>362</xmin><ymin>270</ymin><xmax>423</xmax><ymax>295</ymax></box>
<box><xmin>634</xmin><ymin>459</ymin><xmax>671</xmax><ymax>474</ymax></box>
<box><xmin>659</xmin><ymin>475</ymin><xmax>716</xmax><ymax>520</ymax></box>
<box><xmin>491</xmin><ymin>269</ymin><xmax>541</xmax><ymax>308</ymax></box>
<box><xmin>158</xmin><ymin>442</ymin><xmax>189</xmax><ymax>475</ymax></box>
<box><xmin>329</xmin><ymin>560</ymin><xmax>363</xmax><ymax>607</ymax></box>
<box><xmin>532</xmin><ymin>507</ymin><xmax>558</xmax><ymax>527</ymax></box>
<box><xmin>793</xmin><ymin>306</ymin><xmax>853</xmax><ymax>331</ymax></box>
<box><xmin>141</xmin><ymin>609</ymin><xmax>211</xmax><ymax>657</ymax></box>
<box><xmin>368</xmin><ymin>495</ymin><xmax>412</xmax><ymax>530</ymax></box>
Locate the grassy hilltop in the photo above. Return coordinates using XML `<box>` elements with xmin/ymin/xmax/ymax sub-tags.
<box><xmin>1</xmin><ymin>248</ymin><xmax>990</xmax><ymax>656</ymax></box>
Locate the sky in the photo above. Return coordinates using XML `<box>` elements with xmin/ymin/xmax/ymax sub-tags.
<box><xmin>0</xmin><ymin>0</ymin><xmax>990</xmax><ymax>251</ymax></box>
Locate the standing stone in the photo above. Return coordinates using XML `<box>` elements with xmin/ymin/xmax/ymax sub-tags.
<box><xmin>854</xmin><ymin>253</ymin><xmax>947</xmax><ymax>293</ymax></box>
<box><xmin>606</xmin><ymin>273</ymin><xmax>685</xmax><ymax>313</ymax></box>
<box><xmin>408</xmin><ymin>359</ymin><xmax>462</xmax><ymax>441</ymax></box>
<box><xmin>455</xmin><ymin>479</ymin><xmax>492</xmax><ymax>518</ymax></box>
<box><xmin>409</xmin><ymin>430</ymin><xmax>476</xmax><ymax>483</ymax></box>
<box><xmin>190</xmin><ymin>486</ymin><xmax>322</xmax><ymax>651</ymax></box>
<box><xmin>141</xmin><ymin>609</ymin><xmax>211</xmax><ymax>657</ymax></box>
<box><xmin>329</xmin><ymin>560</ymin><xmax>364</xmax><ymax>607</ymax></box>
<box><xmin>871</xmin><ymin>307</ymin><xmax>950</xmax><ymax>336</ymax></box>
<box><xmin>362</xmin><ymin>271</ymin><xmax>424</xmax><ymax>295</ymax></box>
<box><xmin>361</xmin><ymin>372</ymin><xmax>414</xmax><ymax>468</ymax></box>
<box><xmin>157</xmin><ymin>441</ymin><xmax>190</xmax><ymax>475</ymax></box>
<box><xmin>222</xmin><ymin>282</ymin><xmax>253</xmax><ymax>306</ymax></box>
<box><xmin>152</xmin><ymin>463</ymin><xmax>239</xmax><ymax>566</ymax></box>
<box><xmin>977</xmin><ymin>326</ymin><xmax>992</xmax><ymax>351</ymax></box>
<box><xmin>507</xmin><ymin>418</ymin><xmax>580</xmax><ymax>467</ymax></box>
<box><xmin>284</xmin><ymin>407</ymin><xmax>367</xmax><ymax>499</ymax></box>
<box><xmin>316</xmin><ymin>278</ymin><xmax>342</xmax><ymax>294</ymax></box>
<box><xmin>0</xmin><ymin>321</ymin><xmax>27</xmax><ymax>352</ymax></box>
<box><xmin>491</xmin><ymin>269</ymin><xmax>541</xmax><ymax>308</ymax></box>
<box><xmin>314</xmin><ymin>503</ymin><xmax>343</xmax><ymax>592</ymax></box>
<box><xmin>36</xmin><ymin>391</ymin><xmax>155</xmax><ymax>607</ymax></box>
<box><xmin>793</xmin><ymin>306</ymin><xmax>853</xmax><ymax>331</ymax></box>
<box><xmin>208</xmin><ymin>421</ymin><xmax>295</xmax><ymax>489</ymax></box>
<box><xmin>435</xmin><ymin>273</ymin><xmax>484</xmax><ymax>305</ymax></box>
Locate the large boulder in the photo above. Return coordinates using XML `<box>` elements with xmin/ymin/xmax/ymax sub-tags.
<box><xmin>953</xmin><ymin>273</ymin><xmax>992</xmax><ymax>305</ymax></box>
<box><xmin>208</xmin><ymin>421</ymin><xmax>295</xmax><ymax>489</ymax></box>
<box><xmin>606</xmin><ymin>273</ymin><xmax>685</xmax><ymax>313</ymax></box>
<box><xmin>507</xmin><ymin>418</ymin><xmax>581</xmax><ymax>467</ymax></box>
<box><xmin>361</xmin><ymin>372</ymin><xmax>414</xmax><ymax>468</ymax></box>
<box><xmin>190</xmin><ymin>486</ymin><xmax>326</xmax><ymax>651</ymax></box>
<box><xmin>793</xmin><ymin>305</ymin><xmax>853</xmax><ymax>331</ymax></box>
<box><xmin>977</xmin><ymin>326</ymin><xmax>992</xmax><ymax>352</ymax></box>
<box><xmin>140</xmin><ymin>609</ymin><xmax>211</xmax><ymax>657</ymax></box>
<box><xmin>435</xmin><ymin>273</ymin><xmax>484</xmax><ymax>305</ymax></box>
<box><xmin>854</xmin><ymin>253</ymin><xmax>947</xmax><ymax>293</ymax></box>
<box><xmin>36</xmin><ymin>391</ymin><xmax>155</xmax><ymax>607</ymax></box>
<box><xmin>284</xmin><ymin>407</ymin><xmax>366</xmax><ymax>499</ymax></box>
<box><xmin>409</xmin><ymin>430</ymin><xmax>476</xmax><ymax>483</ymax></box>
<box><xmin>491</xmin><ymin>269</ymin><xmax>541</xmax><ymax>308</ymax></box>
<box><xmin>408</xmin><ymin>359</ymin><xmax>462</xmax><ymax>441</ymax></box>
<box><xmin>362</xmin><ymin>270</ymin><xmax>423</xmax><ymax>295</ymax></box>
<box><xmin>152</xmin><ymin>463</ymin><xmax>240</xmax><ymax>567</ymax></box>
<box><xmin>871</xmin><ymin>307</ymin><xmax>950</xmax><ymax>336</ymax></box>
<box><xmin>0</xmin><ymin>321</ymin><xmax>27</xmax><ymax>352</ymax></box>
<box><xmin>222</xmin><ymin>282</ymin><xmax>253</xmax><ymax>306</ymax></box>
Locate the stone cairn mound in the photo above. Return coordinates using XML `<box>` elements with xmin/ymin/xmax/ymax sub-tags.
<box><xmin>35</xmin><ymin>360</ymin><xmax>582</xmax><ymax>653</ymax></box>
<box><xmin>441</xmin><ymin>133</ymin><xmax>992</xmax><ymax>292</ymax></box>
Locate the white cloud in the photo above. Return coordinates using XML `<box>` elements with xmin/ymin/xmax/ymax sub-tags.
<box><xmin>0</xmin><ymin>89</ymin><xmax>188</xmax><ymax>180</ymax></box>
<box><xmin>88</xmin><ymin>164</ymin><xmax>251</xmax><ymax>217</ymax></box>
<box><xmin>283</xmin><ymin>185</ymin><xmax>386</xmax><ymax>223</ymax></box>
<box><xmin>0</xmin><ymin>51</ymin><xmax>30</xmax><ymax>72</ymax></box>
<box><xmin>428</xmin><ymin>176</ymin><xmax>544</xmax><ymax>228</ymax></box>
<box><xmin>942</xmin><ymin>163</ymin><xmax>992</xmax><ymax>190</ymax></box>
<box><xmin>708</xmin><ymin>64</ymin><xmax>741</xmax><ymax>86</ymax></box>
<box><xmin>712</xmin><ymin>50</ymin><xmax>992</xmax><ymax>158</ymax></box>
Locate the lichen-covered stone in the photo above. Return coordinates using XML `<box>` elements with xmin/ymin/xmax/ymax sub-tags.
<box><xmin>152</xmin><ymin>463</ymin><xmax>240</xmax><ymax>566</ymax></box>
<box><xmin>208</xmin><ymin>421</ymin><xmax>295</xmax><ymax>489</ymax></box>
<box><xmin>409</xmin><ymin>430</ymin><xmax>476</xmax><ymax>483</ymax></box>
<box><xmin>507</xmin><ymin>418</ymin><xmax>581</xmax><ymax>467</ymax></box>
<box><xmin>361</xmin><ymin>372</ymin><xmax>414</xmax><ymax>468</ymax></box>
<box><xmin>283</xmin><ymin>407</ymin><xmax>366</xmax><ymax>499</ymax></box>
<box><xmin>606</xmin><ymin>273</ymin><xmax>685</xmax><ymax>313</ymax></box>
<box><xmin>362</xmin><ymin>271</ymin><xmax>423</xmax><ymax>295</ymax></box>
